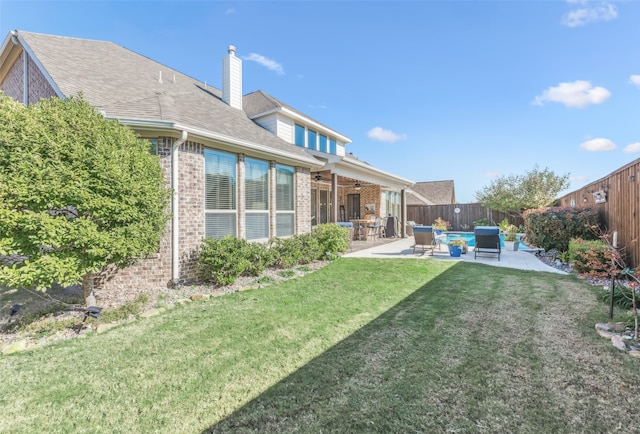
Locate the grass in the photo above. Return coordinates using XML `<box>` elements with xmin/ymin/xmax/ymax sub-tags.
<box><xmin>1</xmin><ymin>258</ymin><xmax>639</xmax><ymax>433</ymax></box>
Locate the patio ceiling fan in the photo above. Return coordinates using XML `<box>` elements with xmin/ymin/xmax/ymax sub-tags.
<box><xmin>312</xmin><ymin>172</ymin><xmax>331</xmax><ymax>182</ymax></box>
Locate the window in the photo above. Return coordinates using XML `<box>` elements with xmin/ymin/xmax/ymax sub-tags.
<box><xmin>276</xmin><ymin>164</ymin><xmax>295</xmax><ymax>236</ymax></box>
<box><xmin>311</xmin><ymin>189</ymin><xmax>317</xmax><ymax>227</ymax></box>
<box><xmin>329</xmin><ymin>138</ymin><xmax>337</xmax><ymax>154</ymax></box>
<box><xmin>148</xmin><ymin>139</ymin><xmax>158</xmax><ymax>155</ymax></box>
<box><xmin>347</xmin><ymin>194</ymin><xmax>360</xmax><ymax>219</ymax></box>
<box><xmin>205</xmin><ymin>149</ymin><xmax>236</xmax><ymax>238</ymax></box>
<box><xmin>319</xmin><ymin>135</ymin><xmax>328</xmax><ymax>153</ymax></box>
<box><xmin>295</xmin><ymin>124</ymin><xmax>305</xmax><ymax>147</ymax></box>
<box><xmin>245</xmin><ymin>158</ymin><xmax>269</xmax><ymax>240</ymax></box>
<box><xmin>307</xmin><ymin>129</ymin><xmax>317</xmax><ymax>150</ymax></box>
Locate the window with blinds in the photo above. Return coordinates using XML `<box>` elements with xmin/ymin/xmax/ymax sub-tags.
<box><xmin>204</xmin><ymin>149</ymin><xmax>237</xmax><ymax>238</ymax></box>
<box><xmin>276</xmin><ymin>164</ymin><xmax>295</xmax><ymax>236</ymax></box>
<box><xmin>245</xmin><ymin>158</ymin><xmax>269</xmax><ymax>240</ymax></box>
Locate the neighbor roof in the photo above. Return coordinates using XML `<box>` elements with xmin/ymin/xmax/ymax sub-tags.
<box><xmin>6</xmin><ymin>31</ymin><xmax>319</xmax><ymax>166</ymax></box>
<box><xmin>407</xmin><ymin>180</ymin><xmax>456</xmax><ymax>205</ymax></box>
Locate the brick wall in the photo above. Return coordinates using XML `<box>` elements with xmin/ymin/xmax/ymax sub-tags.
<box><xmin>0</xmin><ymin>51</ymin><xmax>57</xmax><ymax>103</ymax></box>
<box><xmin>296</xmin><ymin>167</ymin><xmax>312</xmax><ymax>233</ymax></box>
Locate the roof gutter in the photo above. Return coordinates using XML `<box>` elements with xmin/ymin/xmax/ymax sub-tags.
<box><xmin>172</xmin><ymin>130</ymin><xmax>188</xmax><ymax>288</ymax></box>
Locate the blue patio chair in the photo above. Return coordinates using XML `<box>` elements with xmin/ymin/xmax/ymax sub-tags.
<box><xmin>474</xmin><ymin>226</ymin><xmax>501</xmax><ymax>261</ymax></box>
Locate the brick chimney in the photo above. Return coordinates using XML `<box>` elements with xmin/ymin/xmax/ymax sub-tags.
<box><xmin>222</xmin><ymin>45</ymin><xmax>242</xmax><ymax>110</ymax></box>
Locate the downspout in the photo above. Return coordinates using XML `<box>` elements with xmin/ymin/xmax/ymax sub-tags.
<box><xmin>172</xmin><ymin>131</ymin><xmax>188</xmax><ymax>288</ymax></box>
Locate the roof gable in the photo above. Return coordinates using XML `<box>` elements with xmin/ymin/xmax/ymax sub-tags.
<box><xmin>6</xmin><ymin>31</ymin><xmax>318</xmax><ymax>166</ymax></box>
<box><xmin>407</xmin><ymin>180</ymin><xmax>456</xmax><ymax>205</ymax></box>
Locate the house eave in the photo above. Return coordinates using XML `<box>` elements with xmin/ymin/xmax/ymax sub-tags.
<box><xmin>115</xmin><ymin>117</ymin><xmax>324</xmax><ymax>169</ymax></box>
<box><xmin>249</xmin><ymin>106</ymin><xmax>352</xmax><ymax>144</ymax></box>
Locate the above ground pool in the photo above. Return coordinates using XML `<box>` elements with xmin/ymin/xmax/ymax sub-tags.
<box><xmin>441</xmin><ymin>232</ymin><xmax>506</xmax><ymax>248</ymax></box>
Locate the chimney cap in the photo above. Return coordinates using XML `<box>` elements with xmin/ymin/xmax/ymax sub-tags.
<box><xmin>227</xmin><ymin>45</ymin><xmax>236</xmax><ymax>55</ymax></box>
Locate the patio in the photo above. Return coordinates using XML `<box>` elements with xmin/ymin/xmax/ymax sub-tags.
<box><xmin>345</xmin><ymin>237</ymin><xmax>565</xmax><ymax>274</ymax></box>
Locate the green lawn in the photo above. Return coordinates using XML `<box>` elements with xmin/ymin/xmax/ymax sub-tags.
<box><xmin>1</xmin><ymin>258</ymin><xmax>638</xmax><ymax>433</ymax></box>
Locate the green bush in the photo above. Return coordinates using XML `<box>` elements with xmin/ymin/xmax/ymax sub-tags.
<box><xmin>311</xmin><ymin>223</ymin><xmax>350</xmax><ymax>260</ymax></box>
<box><xmin>473</xmin><ymin>218</ymin><xmax>489</xmax><ymax>228</ymax></box>
<box><xmin>198</xmin><ymin>236</ymin><xmax>252</xmax><ymax>285</ymax></box>
<box><xmin>198</xmin><ymin>224</ymin><xmax>349</xmax><ymax>286</ymax></box>
<box><xmin>244</xmin><ymin>241</ymin><xmax>274</xmax><ymax>276</ymax></box>
<box><xmin>599</xmin><ymin>284</ymin><xmax>637</xmax><ymax>310</ymax></box>
<box><xmin>270</xmin><ymin>236</ymin><xmax>306</xmax><ymax>268</ymax></box>
<box><xmin>504</xmin><ymin>224</ymin><xmax>518</xmax><ymax>242</ymax></box>
<box><xmin>523</xmin><ymin>207</ymin><xmax>600</xmax><ymax>251</ymax></box>
<box><xmin>568</xmin><ymin>238</ymin><xmax>612</xmax><ymax>276</ymax></box>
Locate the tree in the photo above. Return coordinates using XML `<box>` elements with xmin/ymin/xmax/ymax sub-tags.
<box><xmin>0</xmin><ymin>94</ymin><xmax>171</xmax><ymax>303</ymax></box>
<box><xmin>475</xmin><ymin>166</ymin><xmax>570</xmax><ymax>217</ymax></box>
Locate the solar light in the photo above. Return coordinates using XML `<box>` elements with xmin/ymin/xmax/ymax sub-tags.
<box><xmin>76</xmin><ymin>306</ymin><xmax>103</xmax><ymax>334</ymax></box>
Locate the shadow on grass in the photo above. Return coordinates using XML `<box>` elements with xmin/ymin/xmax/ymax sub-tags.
<box><xmin>202</xmin><ymin>262</ymin><xmax>538</xmax><ymax>433</ymax></box>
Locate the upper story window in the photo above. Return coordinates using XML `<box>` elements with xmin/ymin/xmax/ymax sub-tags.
<box><xmin>319</xmin><ymin>135</ymin><xmax>328</xmax><ymax>153</ymax></box>
<box><xmin>329</xmin><ymin>139</ymin><xmax>336</xmax><ymax>154</ymax></box>
<box><xmin>307</xmin><ymin>129</ymin><xmax>317</xmax><ymax>151</ymax></box>
<box><xmin>295</xmin><ymin>124</ymin><xmax>305</xmax><ymax>147</ymax></box>
<box><xmin>294</xmin><ymin>124</ymin><xmax>337</xmax><ymax>155</ymax></box>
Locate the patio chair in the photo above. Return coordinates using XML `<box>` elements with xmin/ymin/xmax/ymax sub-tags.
<box><xmin>412</xmin><ymin>225</ymin><xmax>436</xmax><ymax>255</ymax></box>
<box><xmin>473</xmin><ymin>226</ymin><xmax>501</xmax><ymax>261</ymax></box>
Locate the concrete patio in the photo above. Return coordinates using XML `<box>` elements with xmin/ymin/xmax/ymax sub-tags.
<box><xmin>344</xmin><ymin>237</ymin><xmax>566</xmax><ymax>274</ymax></box>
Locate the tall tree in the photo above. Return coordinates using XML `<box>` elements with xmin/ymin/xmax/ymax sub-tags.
<box><xmin>0</xmin><ymin>94</ymin><xmax>171</xmax><ymax>303</ymax></box>
<box><xmin>475</xmin><ymin>166</ymin><xmax>570</xmax><ymax>217</ymax></box>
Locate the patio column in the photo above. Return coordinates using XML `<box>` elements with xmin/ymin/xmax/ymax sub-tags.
<box><xmin>331</xmin><ymin>173</ymin><xmax>338</xmax><ymax>223</ymax></box>
<box><xmin>400</xmin><ymin>189</ymin><xmax>407</xmax><ymax>238</ymax></box>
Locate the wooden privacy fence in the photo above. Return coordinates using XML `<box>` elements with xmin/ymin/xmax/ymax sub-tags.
<box><xmin>557</xmin><ymin>157</ymin><xmax>640</xmax><ymax>269</ymax></box>
<box><xmin>407</xmin><ymin>203</ymin><xmax>524</xmax><ymax>232</ymax></box>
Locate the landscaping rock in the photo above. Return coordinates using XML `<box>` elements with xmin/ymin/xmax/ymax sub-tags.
<box><xmin>2</xmin><ymin>340</ymin><xmax>27</xmax><ymax>355</ymax></box>
<box><xmin>611</xmin><ymin>335</ymin><xmax>628</xmax><ymax>351</ymax></box>
<box><xmin>629</xmin><ymin>350</ymin><xmax>640</xmax><ymax>359</ymax></box>
<box><xmin>595</xmin><ymin>323</ymin><xmax>619</xmax><ymax>339</ymax></box>
<box><xmin>190</xmin><ymin>294</ymin><xmax>204</xmax><ymax>301</ymax></box>
<box><xmin>139</xmin><ymin>308</ymin><xmax>161</xmax><ymax>318</ymax></box>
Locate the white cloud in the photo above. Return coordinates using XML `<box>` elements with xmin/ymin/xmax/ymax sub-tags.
<box><xmin>367</xmin><ymin>127</ymin><xmax>407</xmax><ymax>143</ymax></box>
<box><xmin>242</xmin><ymin>53</ymin><xmax>285</xmax><ymax>75</ymax></box>
<box><xmin>225</xmin><ymin>8</ymin><xmax>236</xmax><ymax>15</ymax></box>
<box><xmin>630</xmin><ymin>75</ymin><xmax>640</xmax><ymax>89</ymax></box>
<box><xmin>485</xmin><ymin>171</ymin><xmax>500</xmax><ymax>179</ymax></box>
<box><xmin>570</xmin><ymin>175</ymin><xmax>589</xmax><ymax>182</ymax></box>
<box><xmin>624</xmin><ymin>142</ymin><xmax>640</xmax><ymax>153</ymax></box>
<box><xmin>563</xmin><ymin>2</ymin><xmax>617</xmax><ymax>28</ymax></box>
<box><xmin>532</xmin><ymin>80</ymin><xmax>610</xmax><ymax>108</ymax></box>
<box><xmin>580</xmin><ymin>138</ymin><xmax>616</xmax><ymax>151</ymax></box>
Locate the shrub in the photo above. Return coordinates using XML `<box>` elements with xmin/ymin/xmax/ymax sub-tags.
<box><xmin>504</xmin><ymin>224</ymin><xmax>518</xmax><ymax>242</ymax></box>
<box><xmin>311</xmin><ymin>223</ymin><xmax>350</xmax><ymax>259</ymax></box>
<box><xmin>499</xmin><ymin>218</ymin><xmax>510</xmax><ymax>232</ymax></box>
<box><xmin>523</xmin><ymin>207</ymin><xmax>600</xmax><ymax>251</ymax></box>
<box><xmin>568</xmin><ymin>238</ymin><xmax>613</xmax><ymax>276</ymax></box>
<box><xmin>432</xmin><ymin>217</ymin><xmax>451</xmax><ymax>231</ymax></box>
<box><xmin>599</xmin><ymin>284</ymin><xmax>637</xmax><ymax>310</ymax></box>
<box><xmin>270</xmin><ymin>236</ymin><xmax>306</xmax><ymax>268</ymax></box>
<box><xmin>473</xmin><ymin>218</ymin><xmax>489</xmax><ymax>228</ymax></box>
<box><xmin>198</xmin><ymin>236</ymin><xmax>252</xmax><ymax>285</ymax></box>
<box><xmin>244</xmin><ymin>241</ymin><xmax>273</xmax><ymax>276</ymax></box>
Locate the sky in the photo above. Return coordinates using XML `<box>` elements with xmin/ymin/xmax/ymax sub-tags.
<box><xmin>1</xmin><ymin>1</ymin><xmax>639</xmax><ymax>203</ymax></box>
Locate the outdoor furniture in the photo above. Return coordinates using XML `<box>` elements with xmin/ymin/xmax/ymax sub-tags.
<box><xmin>366</xmin><ymin>215</ymin><xmax>378</xmax><ymax>240</ymax></box>
<box><xmin>474</xmin><ymin>226</ymin><xmax>501</xmax><ymax>261</ymax></box>
<box><xmin>350</xmin><ymin>219</ymin><xmax>366</xmax><ymax>240</ymax></box>
<box><xmin>412</xmin><ymin>225</ymin><xmax>436</xmax><ymax>255</ymax></box>
<box><xmin>386</xmin><ymin>216</ymin><xmax>398</xmax><ymax>238</ymax></box>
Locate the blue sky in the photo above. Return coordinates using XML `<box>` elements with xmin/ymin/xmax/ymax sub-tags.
<box><xmin>1</xmin><ymin>1</ymin><xmax>639</xmax><ymax>203</ymax></box>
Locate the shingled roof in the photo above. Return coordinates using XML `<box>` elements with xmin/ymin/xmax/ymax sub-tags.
<box><xmin>407</xmin><ymin>180</ymin><xmax>456</xmax><ymax>205</ymax></box>
<box><xmin>10</xmin><ymin>31</ymin><xmax>317</xmax><ymax>164</ymax></box>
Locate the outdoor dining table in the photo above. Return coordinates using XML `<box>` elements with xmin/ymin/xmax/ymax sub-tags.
<box><xmin>350</xmin><ymin>219</ymin><xmax>372</xmax><ymax>241</ymax></box>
